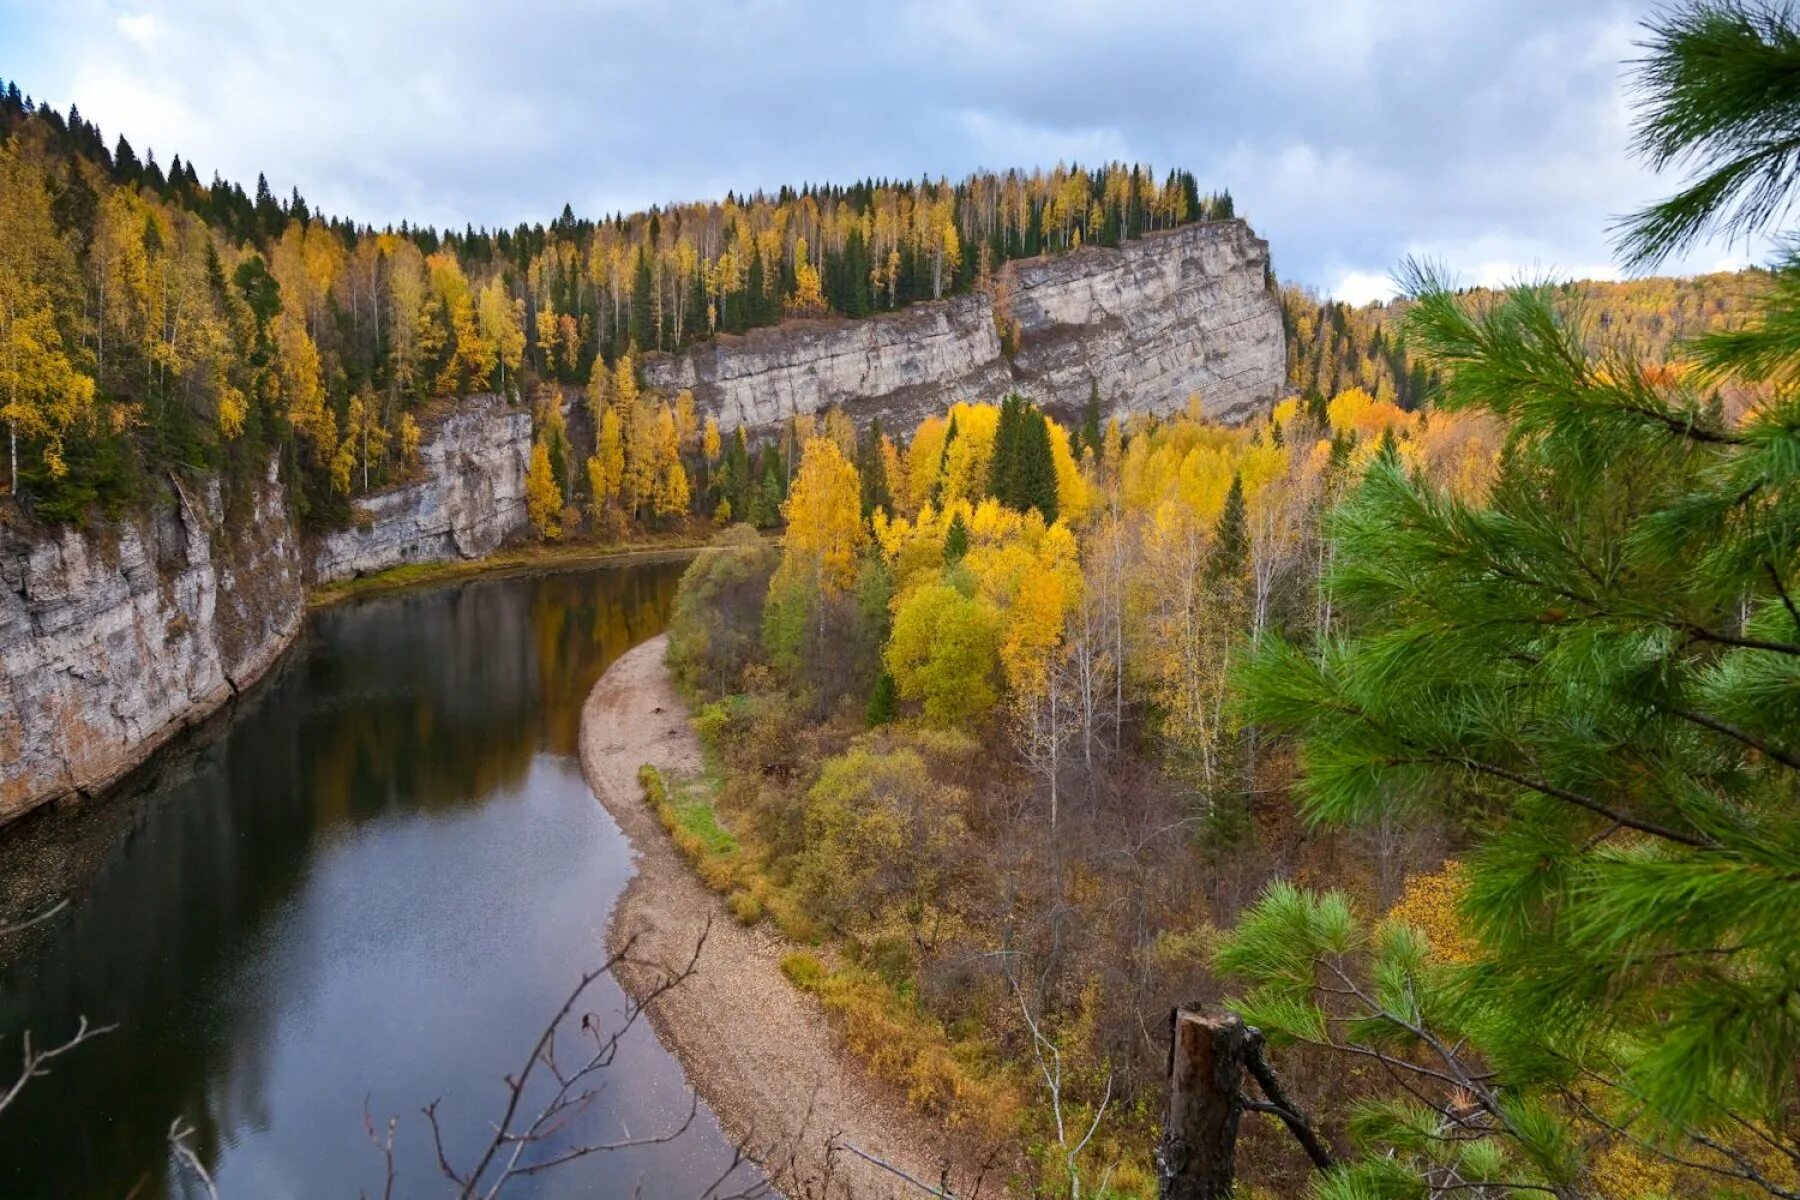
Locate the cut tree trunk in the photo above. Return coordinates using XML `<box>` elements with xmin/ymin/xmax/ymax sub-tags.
<box><xmin>1159</xmin><ymin>1009</ymin><xmax>1249</xmax><ymax>1200</ymax></box>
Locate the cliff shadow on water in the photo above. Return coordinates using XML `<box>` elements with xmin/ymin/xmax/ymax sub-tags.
<box><xmin>0</xmin><ymin>560</ymin><xmax>758</xmax><ymax>1200</ymax></box>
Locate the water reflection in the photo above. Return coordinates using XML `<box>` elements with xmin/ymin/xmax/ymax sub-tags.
<box><xmin>0</xmin><ymin>560</ymin><xmax>741</xmax><ymax>1199</ymax></box>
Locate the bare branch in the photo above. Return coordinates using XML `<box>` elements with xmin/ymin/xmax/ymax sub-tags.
<box><xmin>168</xmin><ymin>1117</ymin><xmax>220</xmax><ymax>1200</ymax></box>
<box><xmin>0</xmin><ymin>1015</ymin><xmax>116</xmax><ymax>1120</ymax></box>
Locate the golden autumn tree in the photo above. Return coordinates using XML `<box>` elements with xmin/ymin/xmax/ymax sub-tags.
<box><xmin>651</xmin><ymin>401</ymin><xmax>691</xmax><ymax>518</ymax></box>
<box><xmin>787</xmin><ymin>237</ymin><xmax>828</xmax><ymax>316</ymax></box>
<box><xmin>0</xmin><ymin>141</ymin><xmax>93</xmax><ymax>491</ymax></box>
<box><xmin>398</xmin><ymin>412</ymin><xmax>423</xmax><ymax>471</ymax></box>
<box><xmin>525</xmin><ymin>439</ymin><xmax>563</xmax><ymax>539</ymax></box>
<box><xmin>778</xmin><ymin>435</ymin><xmax>868</xmax><ymax>592</ymax></box>
<box><xmin>674</xmin><ymin>389</ymin><xmax>699</xmax><ymax>454</ymax></box>
<box><xmin>477</xmin><ymin>278</ymin><xmax>525</xmax><ymax>393</ymax></box>
<box><xmin>588</xmin><ymin>403</ymin><xmax>626</xmax><ymax>525</ymax></box>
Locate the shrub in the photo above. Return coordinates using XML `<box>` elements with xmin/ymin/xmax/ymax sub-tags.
<box><xmin>726</xmin><ymin>889</ymin><xmax>764</xmax><ymax>925</ymax></box>
<box><xmin>666</xmin><ymin>525</ymin><xmax>778</xmax><ymax>697</ymax></box>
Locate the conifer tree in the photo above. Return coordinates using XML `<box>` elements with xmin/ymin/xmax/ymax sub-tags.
<box><xmin>943</xmin><ymin>511</ymin><xmax>969</xmax><ymax>563</ymax></box>
<box><xmin>1211</xmin><ymin>473</ymin><xmax>1246</xmax><ymax>582</ymax></box>
<box><xmin>859</xmin><ymin>417</ymin><xmax>891</xmax><ymax>517</ymax></box>
<box><xmin>1019</xmin><ymin>407</ymin><xmax>1058</xmax><ymax>524</ymax></box>
<box><xmin>933</xmin><ymin>412</ymin><xmax>959</xmax><ymax>505</ymax></box>
<box><xmin>1224</xmin><ymin>7</ymin><xmax>1800</xmax><ymax>1195</ymax></box>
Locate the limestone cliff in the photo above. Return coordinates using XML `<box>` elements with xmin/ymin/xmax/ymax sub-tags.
<box><xmin>308</xmin><ymin>394</ymin><xmax>533</xmax><ymax>584</ymax></box>
<box><xmin>0</xmin><ymin>464</ymin><xmax>305</xmax><ymax>824</ymax></box>
<box><xmin>0</xmin><ymin>222</ymin><xmax>1276</xmax><ymax>825</ymax></box>
<box><xmin>643</xmin><ymin>219</ymin><xmax>1284</xmax><ymax>433</ymax></box>
<box><xmin>0</xmin><ymin>394</ymin><xmax>535</xmax><ymax>824</ymax></box>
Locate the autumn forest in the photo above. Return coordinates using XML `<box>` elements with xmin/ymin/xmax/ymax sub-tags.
<box><xmin>4</xmin><ymin>2</ymin><xmax>1800</xmax><ymax>1199</ymax></box>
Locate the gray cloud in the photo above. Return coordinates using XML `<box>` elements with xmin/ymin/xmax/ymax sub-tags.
<box><xmin>0</xmin><ymin>0</ymin><xmax>1761</xmax><ymax>299</ymax></box>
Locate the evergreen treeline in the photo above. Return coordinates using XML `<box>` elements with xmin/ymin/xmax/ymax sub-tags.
<box><xmin>0</xmin><ymin>76</ymin><xmax>1229</xmax><ymax>525</ymax></box>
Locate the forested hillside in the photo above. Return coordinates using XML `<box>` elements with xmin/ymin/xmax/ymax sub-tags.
<box><xmin>655</xmin><ymin>4</ymin><xmax>1800</xmax><ymax>1196</ymax></box>
<box><xmin>1279</xmin><ymin>269</ymin><xmax>1771</xmax><ymax>416</ymax></box>
<box><xmin>0</xmin><ymin>77</ymin><xmax>1223</xmax><ymax>525</ymax></box>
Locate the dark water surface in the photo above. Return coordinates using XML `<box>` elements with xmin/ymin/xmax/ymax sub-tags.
<box><xmin>0</xmin><ymin>561</ymin><xmax>748</xmax><ymax>1199</ymax></box>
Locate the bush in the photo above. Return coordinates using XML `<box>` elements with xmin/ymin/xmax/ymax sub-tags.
<box><xmin>793</xmin><ymin>746</ymin><xmax>969</xmax><ymax>934</ymax></box>
<box><xmin>780</xmin><ymin>950</ymin><xmax>826</xmax><ymax>988</ymax></box>
<box><xmin>727</xmin><ymin>889</ymin><xmax>764</xmax><ymax>925</ymax></box>
<box><xmin>666</xmin><ymin>525</ymin><xmax>778</xmax><ymax>697</ymax></box>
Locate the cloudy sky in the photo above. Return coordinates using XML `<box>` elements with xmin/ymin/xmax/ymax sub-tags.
<box><xmin>0</xmin><ymin>0</ymin><xmax>1766</xmax><ymax>302</ymax></box>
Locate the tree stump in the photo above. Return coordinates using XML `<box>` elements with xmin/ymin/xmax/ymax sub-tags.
<box><xmin>1159</xmin><ymin>1008</ymin><xmax>1249</xmax><ymax>1200</ymax></box>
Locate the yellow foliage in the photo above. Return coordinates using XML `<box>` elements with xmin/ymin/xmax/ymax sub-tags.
<box><xmin>906</xmin><ymin>415</ymin><xmax>949</xmax><ymax>512</ymax></box>
<box><xmin>886</xmin><ymin>582</ymin><xmax>1001</xmax><ymax>725</ymax></box>
<box><xmin>938</xmin><ymin>402</ymin><xmax>999</xmax><ymax>506</ymax></box>
<box><xmin>398</xmin><ymin>413</ymin><xmax>422</xmax><ymax>469</ymax></box>
<box><xmin>779</xmin><ymin>436</ymin><xmax>868</xmax><ymax>592</ymax></box>
<box><xmin>525</xmin><ymin>439</ymin><xmax>563</xmax><ymax>539</ymax></box>
<box><xmin>216</xmin><ymin>387</ymin><xmax>247</xmax><ymax>440</ymax></box>
<box><xmin>1589</xmin><ymin>1141</ymin><xmax>1678</xmax><ymax>1200</ymax></box>
<box><xmin>1386</xmin><ymin>861</ymin><xmax>1478</xmax><ymax>964</ymax></box>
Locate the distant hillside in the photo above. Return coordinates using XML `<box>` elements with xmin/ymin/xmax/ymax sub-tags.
<box><xmin>1279</xmin><ymin>270</ymin><xmax>1771</xmax><ymax>414</ymax></box>
<box><xmin>0</xmin><ymin>77</ymin><xmax>1229</xmax><ymax>524</ymax></box>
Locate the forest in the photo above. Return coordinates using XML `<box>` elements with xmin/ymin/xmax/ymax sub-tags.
<box><xmin>0</xmin><ymin>79</ymin><xmax>1223</xmax><ymax>526</ymax></box>
<box><xmin>3</xmin><ymin>0</ymin><xmax>1797</xmax><ymax>1195</ymax></box>
<box><xmin>651</xmin><ymin>4</ymin><xmax>1800</xmax><ymax>1198</ymax></box>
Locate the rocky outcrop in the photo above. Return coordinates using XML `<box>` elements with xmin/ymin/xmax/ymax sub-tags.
<box><xmin>643</xmin><ymin>219</ymin><xmax>1284</xmax><ymax>433</ymax></box>
<box><xmin>0</xmin><ymin>394</ymin><xmax>536</xmax><ymax>824</ymax></box>
<box><xmin>0</xmin><ymin>224</ymin><xmax>1280</xmax><ymax>825</ymax></box>
<box><xmin>0</xmin><ymin>463</ymin><xmax>305</xmax><ymax>824</ymax></box>
<box><xmin>307</xmin><ymin>394</ymin><xmax>533</xmax><ymax>585</ymax></box>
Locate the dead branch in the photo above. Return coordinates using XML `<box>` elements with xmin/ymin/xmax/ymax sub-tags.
<box><xmin>0</xmin><ymin>1015</ymin><xmax>116</xmax><ymax>1120</ymax></box>
<box><xmin>169</xmin><ymin>1116</ymin><xmax>220</xmax><ymax>1200</ymax></box>
<box><xmin>380</xmin><ymin>921</ymin><xmax>771</xmax><ymax>1200</ymax></box>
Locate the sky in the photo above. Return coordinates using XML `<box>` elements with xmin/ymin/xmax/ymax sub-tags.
<box><xmin>0</xmin><ymin>0</ymin><xmax>1769</xmax><ymax>304</ymax></box>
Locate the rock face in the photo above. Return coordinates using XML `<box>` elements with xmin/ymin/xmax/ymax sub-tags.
<box><xmin>0</xmin><ymin>224</ymin><xmax>1278</xmax><ymax>824</ymax></box>
<box><xmin>643</xmin><ymin>219</ymin><xmax>1284</xmax><ymax>433</ymax></box>
<box><xmin>308</xmin><ymin>394</ymin><xmax>533</xmax><ymax>584</ymax></box>
<box><xmin>0</xmin><ymin>464</ymin><xmax>305</xmax><ymax>824</ymax></box>
<box><xmin>0</xmin><ymin>395</ymin><xmax>535</xmax><ymax>824</ymax></box>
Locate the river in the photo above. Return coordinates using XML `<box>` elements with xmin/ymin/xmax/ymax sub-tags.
<box><xmin>0</xmin><ymin>560</ymin><xmax>753</xmax><ymax>1199</ymax></box>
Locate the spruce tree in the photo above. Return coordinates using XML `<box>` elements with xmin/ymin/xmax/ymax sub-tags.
<box><xmin>933</xmin><ymin>412</ymin><xmax>959</xmax><ymax>504</ymax></box>
<box><xmin>987</xmin><ymin>393</ymin><xmax>1024</xmax><ymax>502</ymax></box>
<box><xmin>749</xmin><ymin>462</ymin><xmax>783</xmax><ymax>528</ymax></box>
<box><xmin>859</xmin><ymin>417</ymin><xmax>890</xmax><ymax>517</ymax></box>
<box><xmin>866</xmin><ymin>671</ymin><xmax>898</xmax><ymax>725</ymax></box>
<box><xmin>1223</xmin><ymin>8</ymin><xmax>1800</xmax><ymax>1195</ymax></box>
<box><xmin>1019</xmin><ymin>407</ymin><xmax>1058</xmax><ymax>524</ymax></box>
<box><xmin>1211</xmin><ymin>473</ymin><xmax>1246</xmax><ymax>581</ymax></box>
<box><xmin>943</xmin><ymin>511</ymin><xmax>969</xmax><ymax>563</ymax></box>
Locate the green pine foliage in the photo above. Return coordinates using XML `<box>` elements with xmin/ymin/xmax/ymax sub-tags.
<box><xmin>1223</xmin><ymin>5</ymin><xmax>1800</xmax><ymax>1196</ymax></box>
<box><xmin>943</xmin><ymin>511</ymin><xmax>970</xmax><ymax>563</ymax></box>
<box><xmin>986</xmin><ymin>393</ymin><xmax>1059</xmax><ymax>523</ymax></box>
<box><xmin>859</xmin><ymin>416</ymin><xmax>891</xmax><ymax>517</ymax></box>
<box><xmin>1210</xmin><ymin>473</ymin><xmax>1247</xmax><ymax>581</ymax></box>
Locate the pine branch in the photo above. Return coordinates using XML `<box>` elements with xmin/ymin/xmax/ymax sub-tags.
<box><xmin>1658</xmin><ymin>702</ymin><xmax>1800</xmax><ymax>769</ymax></box>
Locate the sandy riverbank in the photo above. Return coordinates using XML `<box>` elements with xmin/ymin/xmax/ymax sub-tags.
<box><xmin>579</xmin><ymin>634</ymin><xmax>1000</xmax><ymax>1200</ymax></box>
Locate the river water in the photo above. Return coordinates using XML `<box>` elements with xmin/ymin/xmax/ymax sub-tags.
<box><xmin>0</xmin><ymin>560</ymin><xmax>751</xmax><ymax>1199</ymax></box>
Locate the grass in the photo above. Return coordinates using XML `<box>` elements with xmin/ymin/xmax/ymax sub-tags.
<box><xmin>778</xmin><ymin>949</ymin><xmax>1026</xmax><ymax>1140</ymax></box>
<box><xmin>670</xmin><ymin>782</ymin><xmax>738</xmax><ymax>856</ymax></box>
<box><xmin>638</xmin><ymin>763</ymin><xmax>745</xmax><ymax>899</ymax></box>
